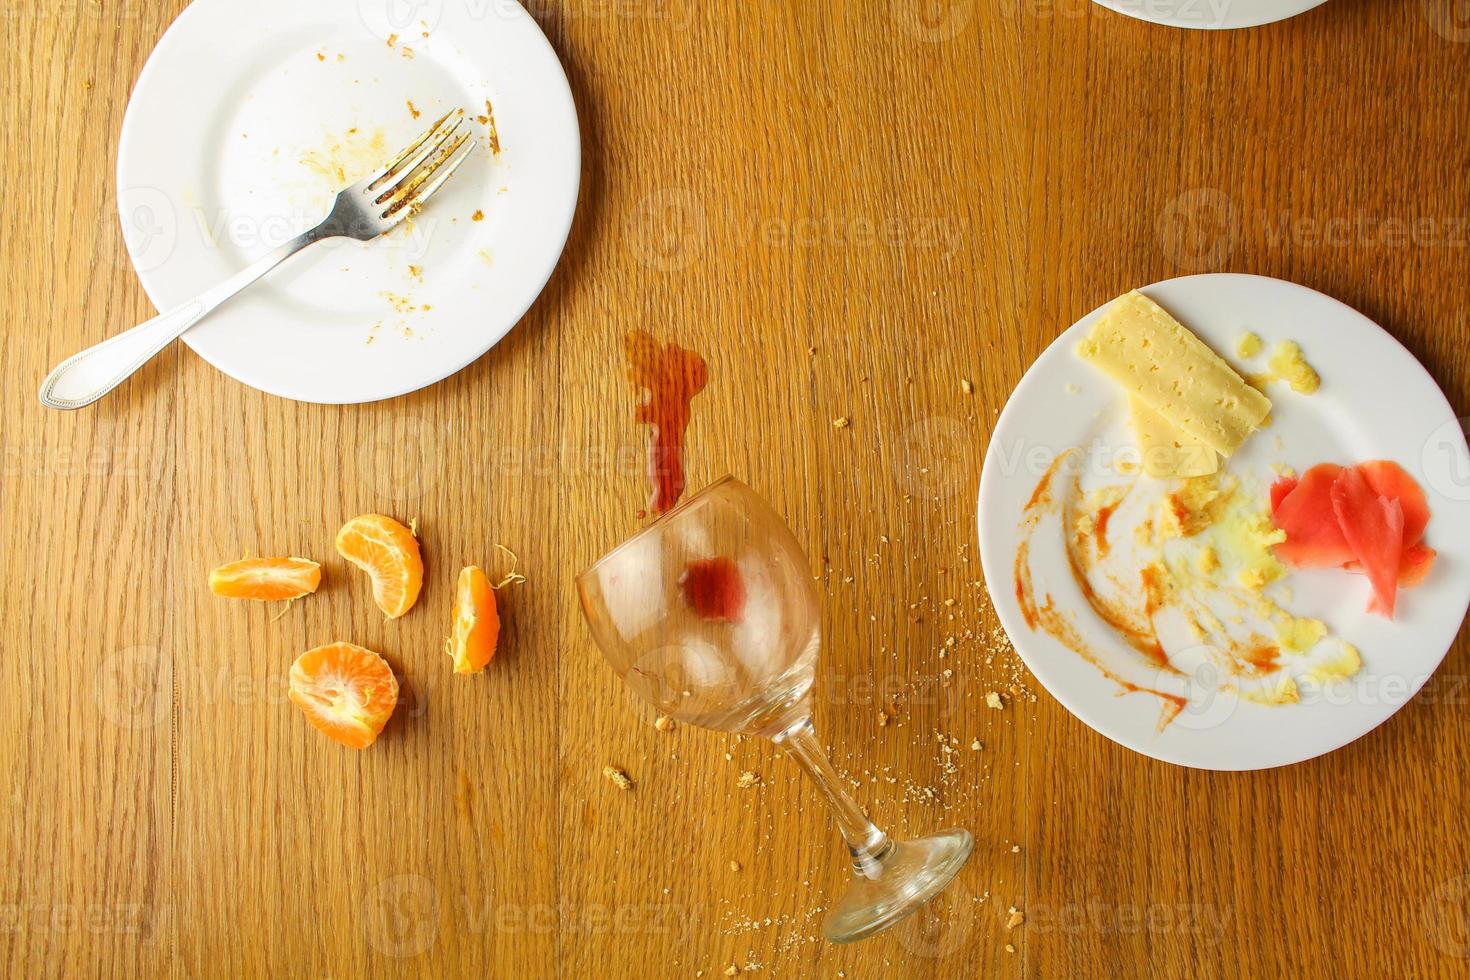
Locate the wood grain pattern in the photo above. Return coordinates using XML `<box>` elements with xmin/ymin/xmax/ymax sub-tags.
<box><xmin>3</xmin><ymin>0</ymin><xmax>1469</xmax><ymax>976</ymax></box>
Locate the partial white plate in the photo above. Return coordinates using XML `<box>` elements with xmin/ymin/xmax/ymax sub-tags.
<box><xmin>1091</xmin><ymin>0</ymin><xmax>1328</xmax><ymax>29</ymax></box>
<box><xmin>977</xmin><ymin>274</ymin><xmax>1470</xmax><ymax>770</ymax></box>
<box><xmin>117</xmin><ymin>0</ymin><xmax>580</xmax><ymax>403</ymax></box>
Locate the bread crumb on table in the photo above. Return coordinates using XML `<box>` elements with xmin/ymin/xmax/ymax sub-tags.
<box><xmin>603</xmin><ymin>766</ymin><xmax>633</xmax><ymax>790</ymax></box>
<box><xmin>736</xmin><ymin>771</ymin><xmax>761</xmax><ymax>789</ymax></box>
<box><xmin>986</xmin><ymin>691</ymin><xmax>1005</xmax><ymax>710</ymax></box>
<box><xmin>654</xmin><ymin>715</ymin><xmax>675</xmax><ymax>733</ymax></box>
<box><xmin>1006</xmin><ymin>907</ymin><xmax>1025</xmax><ymax>929</ymax></box>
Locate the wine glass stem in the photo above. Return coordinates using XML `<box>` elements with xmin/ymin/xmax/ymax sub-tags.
<box><xmin>775</xmin><ymin>720</ymin><xmax>892</xmax><ymax>877</ymax></box>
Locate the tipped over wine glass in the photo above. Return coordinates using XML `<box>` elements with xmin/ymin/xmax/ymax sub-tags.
<box><xmin>577</xmin><ymin>476</ymin><xmax>973</xmax><ymax>943</ymax></box>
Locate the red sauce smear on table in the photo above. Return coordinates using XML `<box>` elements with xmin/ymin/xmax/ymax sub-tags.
<box><xmin>680</xmin><ymin>557</ymin><xmax>747</xmax><ymax>624</ymax></box>
<box><xmin>625</xmin><ymin>330</ymin><xmax>709</xmax><ymax>515</ymax></box>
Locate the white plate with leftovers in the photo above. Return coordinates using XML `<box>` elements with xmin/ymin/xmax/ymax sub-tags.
<box><xmin>978</xmin><ymin>274</ymin><xmax>1470</xmax><ymax>769</ymax></box>
<box><xmin>116</xmin><ymin>0</ymin><xmax>580</xmax><ymax>403</ymax></box>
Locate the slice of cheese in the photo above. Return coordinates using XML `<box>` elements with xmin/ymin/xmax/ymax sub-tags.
<box><xmin>1078</xmin><ymin>290</ymin><xmax>1271</xmax><ymax>457</ymax></box>
<box><xmin>1130</xmin><ymin>397</ymin><xmax>1218</xmax><ymax>478</ymax></box>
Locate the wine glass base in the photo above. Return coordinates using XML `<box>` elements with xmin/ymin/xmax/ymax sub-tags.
<box><xmin>822</xmin><ymin>828</ymin><xmax>975</xmax><ymax>944</ymax></box>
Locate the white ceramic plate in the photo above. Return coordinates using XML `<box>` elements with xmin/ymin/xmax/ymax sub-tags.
<box><xmin>977</xmin><ymin>274</ymin><xmax>1470</xmax><ymax>770</ymax></box>
<box><xmin>116</xmin><ymin>0</ymin><xmax>580</xmax><ymax>403</ymax></box>
<box><xmin>1091</xmin><ymin>0</ymin><xmax>1328</xmax><ymax>30</ymax></box>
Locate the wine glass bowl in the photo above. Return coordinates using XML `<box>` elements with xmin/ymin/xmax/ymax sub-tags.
<box><xmin>578</xmin><ymin>476</ymin><xmax>973</xmax><ymax>943</ymax></box>
<box><xmin>578</xmin><ymin>476</ymin><xmax>821</xmax><ymax>738</ymax></box>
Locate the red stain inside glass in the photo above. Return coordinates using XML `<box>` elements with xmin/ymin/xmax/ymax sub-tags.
<box><xmin>625</xmin><ymin>330</ymin><xmax>709</xmax><ymax>515</ymax></box>
<box><xmin>680</xmin><ymin>557</ymin><xmax>747</xmax><ymax>624</ymax></box>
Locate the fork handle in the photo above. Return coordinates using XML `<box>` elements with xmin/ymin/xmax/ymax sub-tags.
<box><xmin>39</xmin><ymin>229</ymin><xmax>324</xmax><ymax>410</ymax></box>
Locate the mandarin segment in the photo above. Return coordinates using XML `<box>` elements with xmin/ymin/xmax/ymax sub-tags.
<box><xmin>288</xmin><ymin>642</ymin><xmax>399</xmax><ymax>749</ymax></box>
<box><xmin>335</xmin><ymin>514</ymin><xmax>424</xmax><ymax>619</ymax></box>
<box><xmin>209</xmin><ymin>557</ymin><xmax>322</xmax><ymax>601</ymax></box>
<box><xmin>449</xmin><ymin>565</ymin><xmax>500</xmax><ymax>674</ymax></box>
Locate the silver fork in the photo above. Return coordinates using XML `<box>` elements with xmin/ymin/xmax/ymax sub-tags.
<box><xmin>40</xmin><ymin>109</ymin><xmax>477</xmax><ymax>410</ymax></box>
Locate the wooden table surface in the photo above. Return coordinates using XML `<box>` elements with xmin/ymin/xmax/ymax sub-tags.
<box><xmin>4</xmin><ymin>0</ymin><xmax>1470</xmax><ymax>976</ymax></box>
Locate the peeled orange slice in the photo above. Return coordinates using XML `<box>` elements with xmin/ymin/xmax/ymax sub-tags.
<box><xmin>448</xmin><ymin>566</ymin><xmax>500</xmax><ymax>674</ymax></box>
<box><xmin>288</xmin><ymin>642</ymin><xmax>399</xmax><ymax>749</ymax></box>
<box><xmin>336</xmin><ymin>514</ymin><xmax>424</xmax><ymax>619</ymax></box>
<box><xmin>209</xmin><ymin>557</ymin><xmax>322</xmax><ymax>601</ymax></box>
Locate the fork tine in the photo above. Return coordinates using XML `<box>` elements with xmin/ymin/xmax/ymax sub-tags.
<box><xmin>373</xmin><ymin>119</ymin><xmax>469</xmax><ymax>204</ymax></box>
<box><xmin>380</xmin><ymin>132</ymin><xmax>476</xmax><ymax>219</ymax></box>
<box><xmin>365</xmin><ymin>108</ymin><xmax>461</xmax><ymax>191</ymax></box>
<box><xmin>390</xmin><ymin>136</ymin><xmax>476</xmax><ymax>215</ymax></box>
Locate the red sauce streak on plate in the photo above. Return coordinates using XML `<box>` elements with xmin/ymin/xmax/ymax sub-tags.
<box><xmin>1061</xmin><ymin>472</ymin><xmax>1173</xmax><ymax>671</ymax></box>
<box><xmin>1093</xmin><ymin>501</ymin><xmax>1119</xmax><ymax>558</ymax></box>
<box><xmin>1117</xmin><ymin>683</ymin><xmax>1187</xmax><ymax>728</ymax></box>
<box><xmin>1066</xmin><ymin>537</ymin><xmax>1172</xmax><ymax>670</ymax></box>
<box><xmin>625</xmin><ymin>330</ymin><xmax>709</xmax><ymax>515</ymax></box>
<box><xmin>1013</xmin><ymin>453</ymin><xmax>1184</xmax><ymax>731</ymax></box>
<box><xmin>680</xmin><ymin>557</ymin><xmax>746</xmax><ymax>624</ymax></box>
<box><xmin>1240</xmin><ymin>640</ymin><xmax>1281</xmax><ymax>676</ymax></box>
